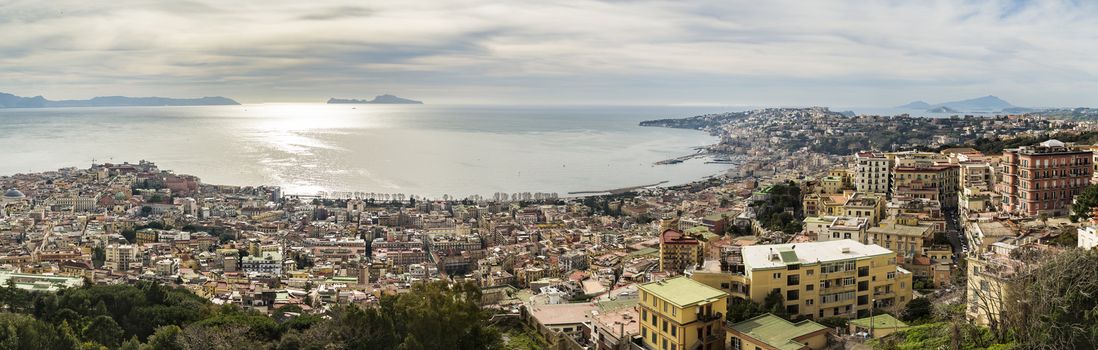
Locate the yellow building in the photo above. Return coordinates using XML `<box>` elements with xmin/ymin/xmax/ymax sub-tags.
<box><xmin>726</xmin><ymin>313</ymin><xmax>830</xmax><ymax>350</ymax></box>
<box><xmin>866</xmin><ymin>215</ymin><xmax>935</xmax><ymax>260</ymax></box>
<box><xmin>660</xmin><ymin>229</ymin><xmax>704</xmax><ymax>273</ymax></box>
<box><xmin>965</xmin><ymin>253</ymin><xmax>1021</xmax><ymax>326</ymax></box>
<box><xmin>693</xmin><ymin>240</ymin><xmax>912</xmax><ymax>320</ymax></box>
<box><xmin>639</xmin><ymin>276</ymin><xmax>729</xmax><ymax>350</ymax></box>
<box><xmin>803</xmin><ymin>192</ymin><xmax>884</xmax><ymax>225</ymax></box>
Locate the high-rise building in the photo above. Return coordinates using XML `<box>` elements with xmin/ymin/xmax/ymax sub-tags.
<box><xmin>659</xmin><ymin>229</ymin><xmax>704</xmax><ymax>273</ymax></box>
<box><xmin>999</xmin><ymin>139</ymin><xmax>1092</xmax><ymax>216</ymax></box>
<box><xmin>105</xmin><ymin>244</ymin><xmax>137</xmax><ymax>271</ymax></box>
<box><xmin>854</xmin><ymin>152</ymin><xmax>892</xmax><ymax>195</ymax></box>
<box><xmin>638</xmin><ymin>276</ymin><xmax>728</xmax><ymax>350</ymax></box>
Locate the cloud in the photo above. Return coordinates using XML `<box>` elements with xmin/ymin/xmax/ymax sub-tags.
<box><xmin>0</xmin><ymin>0</ymin><xmax>1096</xmax><ymax>106</ymax></box>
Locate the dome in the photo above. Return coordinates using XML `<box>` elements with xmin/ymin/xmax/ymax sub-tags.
<box><xmin>3</xmin><ymin>189</ymin><xmax>24</xmax><ymax>198</ymax></box>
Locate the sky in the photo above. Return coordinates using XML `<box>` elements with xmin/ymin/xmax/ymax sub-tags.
<box><xmin>1</xmin><ymin>0</ymin><xmax>1097</xmax><ymax>106</ymax></box>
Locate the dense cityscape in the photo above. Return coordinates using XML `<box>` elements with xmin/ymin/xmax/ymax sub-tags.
<box><xmin>0</xmin><ymin>107</ymin><xmax>1096</xmax><ymax>349</ymax></box>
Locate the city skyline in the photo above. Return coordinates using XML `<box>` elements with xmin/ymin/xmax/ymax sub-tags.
<box><xmin>3</xmin><ymin>0</ymin><xmax>1097</xmax><ymax>106</ymax></box>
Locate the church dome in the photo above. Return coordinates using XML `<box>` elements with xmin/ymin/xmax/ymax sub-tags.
<box><xmin>3</xmin><ymin>189</ymin><xmax>24</xmax><ymax>198</ymax></box>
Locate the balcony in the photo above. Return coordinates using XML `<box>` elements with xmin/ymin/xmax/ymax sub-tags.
<box><xmin>697</xmin><ymin>312</ymin><xmax>723</xmax><ymax>323</ymax></box>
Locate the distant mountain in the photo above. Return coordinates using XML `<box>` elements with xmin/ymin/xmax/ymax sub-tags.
<box><xmin>0</xmin><ymin>92</ymin><xmax>239</xmax><ymax>108</ymax></box>
<box><xmin>927</xmin><ymin>106</ymin><xmax>959</xmax><ymax>113</ymax></box>
<box><xmin>328</xmin><ymin>94</ymin><xmax>423</xmax><ymax>104</ymax></box>
<box><xmin>897</xmin><ymin>101</ymin><xmax>932</xmax><ymax>109</ymax></box>
<box><xmin>897</xmin><ymin>95</ymin><xmax>1015</xmax><ymax>112</ymax></box>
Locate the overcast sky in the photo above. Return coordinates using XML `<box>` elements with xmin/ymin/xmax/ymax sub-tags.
<box><xmin>1</xmin><ymin>0</ymin><xmax>1096</xmax><ymax>106</ymax></box>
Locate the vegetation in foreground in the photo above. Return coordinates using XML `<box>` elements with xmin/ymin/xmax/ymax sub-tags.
<box><xmin>0</xmin><ymin>280</ymin><xmax>503</xmax><ymax>350</ymax></box>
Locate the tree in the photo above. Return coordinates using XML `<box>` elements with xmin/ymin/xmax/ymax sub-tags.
<box><xmin>762</xmin><ymin>289</ymin><xmax>789</xmax><ymax>320</ymax></box>
<box><xmin>83</xmin><ymin>315</ymin><xmax>124</xmax><ymax>347</ymax></box>
<box><xmin>121</xmin><ymin>229</ymin><xmax>137</xmax><ymax>243</ymax></box>
<box><xmin>900</xmin><ymin>298</ymin><xmax>932</xmax><ymax>323</ymax></box>
<box><xmin>1004</xmin><ymin>249</ymin><xmax>1098</xmax><ymax>349</ymax></box>
<box><xmin>726</xmin><ymin>298</ymin><xmax>765</xmax><ymax>323</ymax></box>
<box><xmin>145</xmin><ymin>325</ymin><xmax>186</xmax><ymax>350</ymax></box>
<box><xmin>91</xmin><ymin>246</ymin><xmax>106</xmax><ymax>268</ymax></box>
<box><xmin>1071</xmin><ymin>184</ymin><xmax>1098</xmax><ymax>222</ymax></box>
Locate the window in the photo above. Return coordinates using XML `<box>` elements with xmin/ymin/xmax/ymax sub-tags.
<box><xmin>887</xmin><ymin>272</ymin><xmax>895</xmax><ymax>279</ymax></box>
<box><xmin>731</xmin><ymin>337</ymin><xmax>742</xmax><ymax>350</ymax></box>
<box><xmin>642</xmin><ymin>327</ymin><xmax>647</xmax><ymax>337</ymax></box>
<box><xmin>662</xmin><ymin>320</ymin><xmax>668</xmax><ymax>333</ymax></box>
<box><xmin>806</xmin><ymin>284</ymin><xmax>814</xmax><ymax>291</ymax></box>
<box><xmin>806</xmin><ymin>299</ymin><xmax>814</xmax><ymax>305</ymax></box>
<box><xmin>671</xmin><ymin>326</ymin><xmax>676</xmax><ymax>337</ymax></box>
<box><xmin>773</xmin><ymin>272</ymin><xmax>781</xmax><ymax>279</ymax></box>
<box><xmin>787</xmin><ymin>274</ymin><xmax>800</xmax><ymax>286</ymax></box>
<box><xmin>787</xmin><ymin>289</ymin><xmax>800</xmax><ymax>301</ymax></box>
<box><xmin>806</xmin><ymin>269</ymin><xmax>814</xmax><ymax>276</ymax></box>
<box><xmin>642</xmin><ymin>309</ymin><xmax>647</xmax><ymax>321</ymax></box>
<box><xmin>858</xmin><ymin>266</ymin><xmax>870</xmax><ymax>277</ymax></box>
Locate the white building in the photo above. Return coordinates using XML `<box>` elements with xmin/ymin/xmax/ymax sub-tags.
<box><xmin>106</xmin><ymin>244</ymin><xmax>138</xmax><ymax>271</ymax></box>
<box><xmin>1079</xmin><ymin>226</ymin><xmax>1098</xmax><ymax>250</ymax></box>
<box><xmin>854</xmin><ymin>152</ymin><xmax>891</xmax><ymax>194</ymax></box>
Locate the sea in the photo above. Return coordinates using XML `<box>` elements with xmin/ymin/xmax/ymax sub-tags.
<box><xmin>0</xmin><ymin>104</ymin><xmax>744</xmax><ymax>198</ymax></box>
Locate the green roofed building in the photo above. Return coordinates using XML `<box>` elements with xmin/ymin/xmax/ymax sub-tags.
<box><xmin>0</xmin><ymin>271</ymin><xmax>83</xmax><ymax>292</ymax></box>
<box><xmin>726</xmin><ymin>313</ymin><xmax>831</xmax><ymax>350</ymax></box>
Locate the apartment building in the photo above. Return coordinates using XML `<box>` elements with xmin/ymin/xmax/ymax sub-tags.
<box><xmin>854</xmin><ymin>152</ymin><xmax>891</xmax><ymax>195</ymax></box>
<box><xmin>802</xmin><ymin>191</ymin><xmax>884</xmax><ymax>225</ymax></box>
<box><xmin>659</xmin><ymin>229</ymin><xmax>704</xmax><ymax>273</ymax></box>
<box><xmin>999</xmin><ymin>139</ymin><xmax>1093</xmax><ymax>216</ymax></box>
<box><xmin>866</xmin><ymin>215</ymin><xmax>935</xmax><ymax>260</ymax></box>
<box><xmin>891</xmin><ymin>163</ymin><xmax>960</xmax><ymax>208</ymax></box>
<box><xmin>105</xmin><ymin>244</ymin><xmax>137</xmax><ymax>271</ymax></box>
<box><xmin>638</xmin><ymin>277</ymin><xmax>729</xmax><ymax>350</ymax></box>
<box><xmin>693</xmin><ymin>240</ymin><xmax>912</xmax><ymax>320</ymax></box>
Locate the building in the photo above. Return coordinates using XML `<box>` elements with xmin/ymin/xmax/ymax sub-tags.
<box><xmin>0</xmin><ymin>271</ymin><xmax>84</xmax><ymax>292</ymax></box>
<box><xmin>999</xmin><ymin>139</ymin><xmax>1093</xmax><ymax>216</ymax></box>
<box><xmin>726</xmin><ymin>313</ymin><xmax>829</xmax><ymax>350</ymax></box>
<box><xmin>854</xmin><ymin>152</ymin><xmax>891</xmax><ymax>195</ymax></box>
<box><xmin>1079</xmin><ymin>226</ymin><xmax>1098</xmax><ymax>250</ymax></box>
<box><xmin>891</xmin><ymin>163</ymin><xmax>960</xmax><ymax>208</ymax></box>
<box><xmin>865</xmin><ymin>215</ymin><xmax>935</xmax><ymax>261</ymax></box>
<box><xmin>638</xmin><ymin>276</ymin><xmax>729</xmax><ymax>350</ymax></box>
<box><xmin>817</xmin><ymin>216</ymin><xmax>869</xmax><ymax>243</ymax></box>
<box><xmin>696</xmin><ymin>240</ymin><xmax>912</xmax><ymax>320</ymax></box>
<box><xmin>966</xmin><ymin>252</ymin><xmax>1023</xmax><ymax>326</ymax></box>
<box><xmin>105</xmin><ymin>244</ymin><xmax>137</xmax><ymax>271</ymax></box>
<box><xmin>242</xmin><ymin>251</ymin><xmax>283</xmax><ymax>275</ymax></box>
<box><xmin>659</xmin><ymin>229</ymin><xmax>704</xmax><ymax>273</ymax></box>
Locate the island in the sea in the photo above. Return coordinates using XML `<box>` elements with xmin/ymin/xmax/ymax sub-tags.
<box><xmin>327</xmin><ymin>94</ymin><xmax>423</xmax><ymax>104</ymax></box>
<box><xmin>0</xmin><ymin>92</ymin><xmax>239</xmax><ymax>108</ymax></box>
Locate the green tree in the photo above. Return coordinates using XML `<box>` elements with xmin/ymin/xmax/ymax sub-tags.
<box><xmin>900</xmin><ymin>298</ymin><xmax>932</xmax><ymax>323</ymax></box>
<box><xmin>726</xmin><ymin>298</ymin><xmax>765</xmax><ymax>323</ymax></box>
<box><xmin>83</xmin><ymin>315</ymin><xmax>124</xmax><ymax>347</ymax></box>
<box><xmin>145</xmin><ymin>325</ymin><xmax>186</xmax><ymax>350</ymax></box>
<box><xmin>1071</xmin><ymin>184</ymin><xmax>1098</xmax><ymax>222</ymax></box>
<box><xmin>91</xmin><ymin>246</ymin><xmax>106</xmax><ymax>268</ymax></box>
<box><xmin>762</xmin><ymin>289</ymin><xmax>789</xmax><ymax>320</ymax></box>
